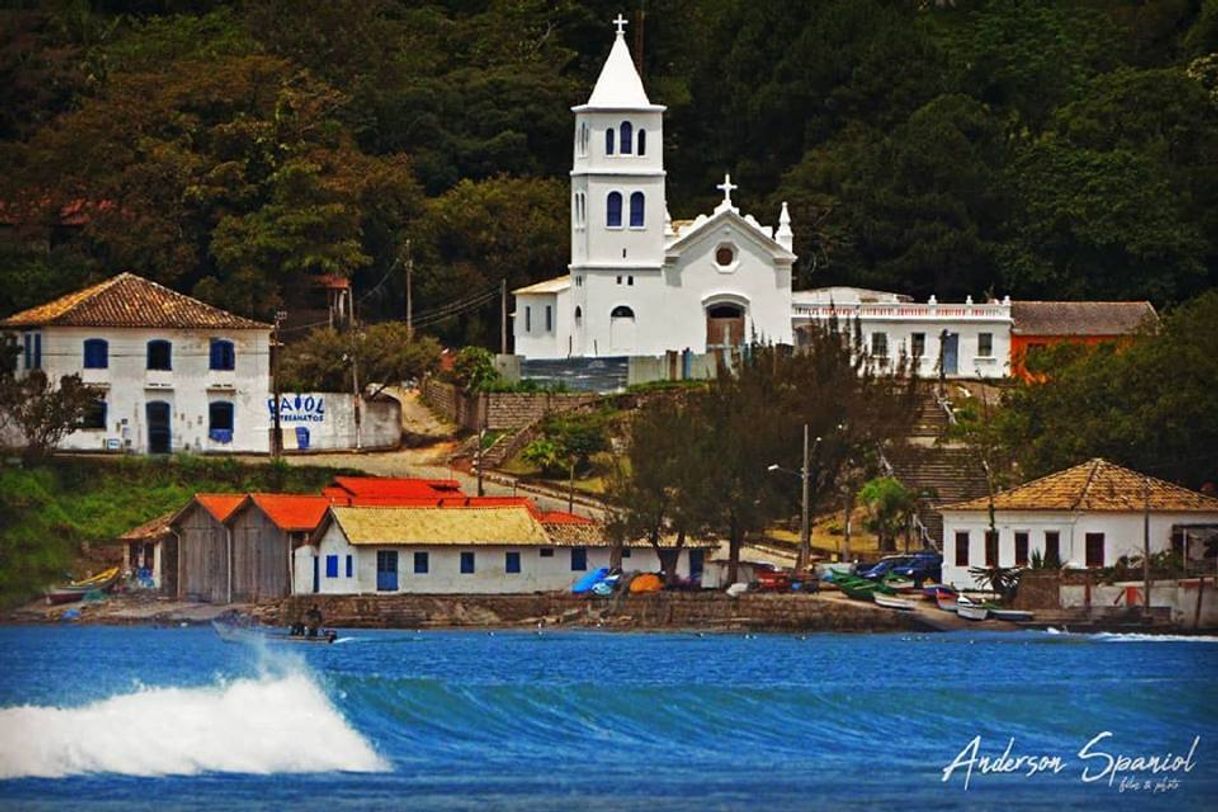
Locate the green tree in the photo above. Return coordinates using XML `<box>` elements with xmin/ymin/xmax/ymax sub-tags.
<box><xmin>857</xmin><ymin>476</ymin><xmax>916</xmax><ymax>553</ymax></box>
<box><xmin>280</xmin><ymin>322</ymin><xmax>440</xmax><ymax>396</ymax></box>
<box><xmin>0</xmin><ymin>369</ymin><xmax>99</xmax><ymax>465</ymax></box>
<box><xmin>450</xmin><ymin>346</ymin><xmax>500</xmax><ymax>393</ymax></box>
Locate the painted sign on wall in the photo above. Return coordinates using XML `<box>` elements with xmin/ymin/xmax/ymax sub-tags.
<box><xmin>268</xmin><ymin>394</ymin><xmax>327</xmax><ymax>423</ymax></box>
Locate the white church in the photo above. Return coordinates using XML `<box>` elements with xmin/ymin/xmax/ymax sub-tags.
<box><xmin>513</xmin><ymin>17</ymin><xmax>1013</xmax><ymax>378</ymax></box>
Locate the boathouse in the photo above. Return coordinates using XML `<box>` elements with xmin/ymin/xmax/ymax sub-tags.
<box><xmin>170</xmin><ymin>493</ymin><xmax>244</xmax><ymax>603</ymax></box>
<box><xmin>226</xmin><ymin>494</ymin><xmax>331</xmax><ymax>601</ymax></box>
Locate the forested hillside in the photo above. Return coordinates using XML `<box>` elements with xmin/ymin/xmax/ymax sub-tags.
<box><xmin>2</xmin><ymin>0</ymin><xmax>1215</xmax><ymax>346</ymax></box>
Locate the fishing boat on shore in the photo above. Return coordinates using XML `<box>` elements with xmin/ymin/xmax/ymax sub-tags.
<box><xmin>934</xmin><ymin>592</ymin><xmax>959</xmax><ymax>613</ymax></box>
<box><xmin>873</xmin><ymin>593</ymin><xmax>916</xmax><ymax>611</ymax></box>
<box><xmin>987</xmin><ymin>607</ymin><xmax>1035</xmax><ymax>622</ymax></box>
<box><xmin>955</xmin><ymin>596</ymin><xmax>989</xmax><ymax>621</ymax></box>
<box><xmin>45</xmin><ymin>567</ymin><xmax>120</xmax><ymax>605</ymax></box>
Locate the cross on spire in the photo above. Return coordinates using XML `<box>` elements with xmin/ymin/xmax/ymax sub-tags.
<box><xmin>717</xmin><ymin>173</ymin><xmax>738</xmax><ymax>207</ymax></box>
<box><xmin>613</xmin><ymin>14</ymin><xmax>628</xmax><ymax>35</ymax></box>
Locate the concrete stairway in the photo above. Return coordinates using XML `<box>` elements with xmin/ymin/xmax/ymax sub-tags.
<box><xmin>886</xmin><ymin>445</ymin><xmax>990</xmax><ymax>547</ymax></box>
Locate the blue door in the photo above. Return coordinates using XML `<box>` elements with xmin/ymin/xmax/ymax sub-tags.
<box><xmin>942</xmin><ymin>333</ymin><xmax>959</xmax><ymax>376</ymax></box>
<box><xmin>377</xmin><ymin>551</ymin><xmax>398</xmax><ymax>591</ymax></box>
<box><xmin>146</xmin><ymin>401</ymin><xmax>171</xmax><ymax>454</ymax></box>
<box><xmin>688</xmin><ymin>549</ymin><xmax>705</xmax><ymax>582</ymax></box>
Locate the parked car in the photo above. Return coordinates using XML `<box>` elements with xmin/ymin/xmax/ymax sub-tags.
<box><xmin>892</xmin><ymin>551</ymin><xmax>942</xmax><ymax>583</ymax></box>
<box><xmin>751</xmin><ymin>563</ymin><xmax>793</xmax><ymax>592</ymax></box>
<box><xmin>858</xmin><ymin>556</ymin><xmax>914</xmax><ymax>581</ymax></box>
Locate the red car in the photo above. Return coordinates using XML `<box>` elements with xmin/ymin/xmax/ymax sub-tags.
<box><xmin>751</xmin><ymin>564</ymin><xmax>793</xmax><ymax>592</ymax></box>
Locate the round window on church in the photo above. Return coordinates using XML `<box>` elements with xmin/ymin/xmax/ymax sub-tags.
<box><xmin>716</xmin><ymin>245</ymin><xmax>736</xmax><ymax>267</ymax></box>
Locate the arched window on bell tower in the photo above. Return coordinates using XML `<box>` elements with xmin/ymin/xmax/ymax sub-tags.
<box><xmin>620</xmin><ymin>121</ymin><xmax>633</xmax><ymax>154</ymax></box>
<box><xmin>637</xmin><ymin>129</ymin><xmax>646</xmax><ymax>156</ymax></box>
<box><xmin>607</xmin><ymin>192</ymin><xmax>623</xmax><ymax>227</ymax></box>
<box><xmin>605</xmin><ymin>127</ymin><xmax>615</xmax><ymax>155</ymax></box>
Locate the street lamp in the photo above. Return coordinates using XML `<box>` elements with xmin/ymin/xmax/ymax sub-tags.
<box><xmin>768</xmin><ymin>424</ymin><xmax>821</xmax><ymax>573</ymax></box>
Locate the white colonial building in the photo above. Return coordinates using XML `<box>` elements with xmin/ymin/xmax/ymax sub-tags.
<box><xmin>939</xmin><ymin>458</ymin><xmax>1218</xmax><ymax>590</ymax></box>
<box><xmin>0</xmin><ymin>272</ymin><xmax>272</xmax><ymax>454</ymax></box>
<box><xmin>793</xmin><ymin>287</ymin><xmax>1013</xmax><ymax>378</ymax></box>
<box><xmin>512</xmin><ymin>20</ymin><xmax>1014</xmax><ymax>378</ymax></box>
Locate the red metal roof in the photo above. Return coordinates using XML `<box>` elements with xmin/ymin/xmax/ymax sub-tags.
<box><xmin>330</xmin><ymin>476</ymin><xmax>464</xmax><ymax>499</ymax></box>
<box><xmin>539</xmin><ymin>510</ymin><xmax>595</xmax><ymax>525</ymax></box>
<box><xmin>246</xmin><ymin>494</ymin><xmax>332</xmax><ymax>531</ymax></box>
<box><xmin>195</xmin><ymin>494</ymin><xmax>245</xmax><ymax>523</ymax></box>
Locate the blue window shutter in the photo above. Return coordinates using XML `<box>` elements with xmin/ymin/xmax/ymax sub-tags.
<box><xmin>460</xmin><ymin>551</ymin><xmax>475</xmax><ymax>574</ymax></box>
<box><xmin>33</xmin><ymin>334</ymin><xmax>41</xmax><ymax>369</ymax></box>
<box><xmin>345</xmin><ymin>555</ymin><xmax>353</xmax><ymax>578</ymax></box>
<box><xmin>84</xmin><ymin>339</ymin><xmax>108</xmax><ymax>369</ymax></box>
<box><xmin>607</xmin><ymin>192</ymin><xmax>622</xmax><ymax>227</ymax></box>
<box><xmin>571</xmin><ymin>547</ymin><xmax>587</xmax><ymax>571</ymax></box>
<box><xmin>210</xmin><ymin>339</ymin><xmax>234</xmax><ymax>371</ymax></box>
<box><xmin>325</xmin><ymin>555</ymin><xmax>338</xmax><ymax>578</ymax></box>
<box><xmin>505</xmin><ymin>551</ymin><xmax>521</xmax><ymax>574</ymax></box>
<box><xmin>414</xmin><ymin>551</ymin><xmax>429</xmax><ymax>574</ymax></box>
<box><xmin>23</xmin><ymin>335</ymin><xmax>31</xmax><ymax>370</ymax></box>
<box><xmin>630</xmin><ymin>192</ymin><xmax>645</xmax><ymax>227</ymax></box>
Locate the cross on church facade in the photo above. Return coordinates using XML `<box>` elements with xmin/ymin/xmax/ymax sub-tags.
<box><xmin>613</xmin><ymin>14</ymin><xmax>628</xmax><ymax>34</ymax></box>
<box><xmin>717</xmin><ymin>173</ymin><xmax>738</xmax><ymax>207</ymax></box>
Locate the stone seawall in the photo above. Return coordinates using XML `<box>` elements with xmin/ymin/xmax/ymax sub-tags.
<box><xmin>266</xmin><ymin>592</ymin><xmax>928</xmax><ymax>633</ymax></box>
<box><xmin>420</xmin><ymin>379</ymin><xmax>601</xmax><ymax>432</ymax></box>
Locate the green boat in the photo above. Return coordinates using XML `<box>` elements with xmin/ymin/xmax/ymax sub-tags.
<box><xmin>835</xmin><ymin>576</ymin><xmax>896</xmax><ymax>600</ymax></box>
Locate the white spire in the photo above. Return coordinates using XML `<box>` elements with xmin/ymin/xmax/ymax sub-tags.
<box><xmin>583</xmin><ymin>16</ymin><xmax>653</xmax><ymax>109</ymax></box>
<box><xmin>776</xmin><ymin>201</ymin><xmax>793</xmax><ymax>251</ymax></box>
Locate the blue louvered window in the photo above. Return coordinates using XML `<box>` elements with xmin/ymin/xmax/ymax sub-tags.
<box><xmin>607</xmin><ymin>192</ymin><xmax>622</xmax><ymax>228</ymax></box>
<box><xmin>83</xmin><ymin>339</ymin><xmax>108</xmax><ymax>369</ymax></box>
<box><xmin>505</xmin><ymin>551</ymin><xmax>521</xmax><ymax>574</ymax></box>
<box><xmin>325</xmin><ymin>555</ymin><xmax>339</xmax><ymax>578</ymax></box>
<box><xmin>209</xmin><ymin>339</ymin><xmax>235</xmax><ymax>371</ymax></box>
<box><xmin>460</xmin><ymin>551</ymin><xmax>475</xmax><ymax>574</ymax></box>
<box><xmin>630</xmin><ymin>192</ymin><xmax>645</xmax><ymax>227</ymax></box>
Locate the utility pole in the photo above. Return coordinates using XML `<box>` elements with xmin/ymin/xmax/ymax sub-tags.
<box><xmin>271</xmin><ymin>310</ymin><xmax>287</xmax><ymax>458</ymax></box>
<box><xmin>475</xmin><ymin>424</ymin><xmax>486</xmax><ymax>496</ymax></box>
<box><xmin>797</xmin><ymin>424</ymin><xmax>813</xmax><ymax>573</ymax></box>
<box><xmin>404</xmin><ymin>239</ymin><xmax>413</xmax><ymax>336</ymax></box>
<box><xmin>1143</xmin><ymin>474</ymin><xmax>1151</xmax><ymax>618</ymax></box>
<box><xmin>352</xmin><ymin>338</ymin><xmax>362</xmax><ymax>451</ymax></box>
<box><xmin>500</xmin><ymin>278</ymin><xmax>508</xmax><ymax>356</ymax></box>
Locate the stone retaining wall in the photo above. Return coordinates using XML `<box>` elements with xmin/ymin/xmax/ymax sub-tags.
<box><xmin>421</xmin><ymin>379</ymin><xmax>600</xmax><ymax>432</ymax></box>
<box><xmin>267</xmin><ymin>592</ymin><xmax>927</xmax><ymax>633</ymax></box>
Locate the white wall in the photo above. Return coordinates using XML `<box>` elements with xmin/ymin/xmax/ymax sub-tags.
<box><xmin>940</xmin><ymin>509</ymin><xmax>1217</xmax><ymax>589</ymax></box>
<box><xmin>297</xmin><ymin>523</ymin><xmax>701</xmax><ymax>595</ymax></box>
<box><xmin>272</xmin><ymin>392</ymin><xmax>400</xmax><ymax>452</ymax></box>
<box><xmin>512</xmin><ymin>289</ymin><xmax>572</xmax><ymax>360</ymax></box>
<box><xmin>16</xmin><ymin>325</ymin><xmax>271</xmax><ymax>454</ymax></box>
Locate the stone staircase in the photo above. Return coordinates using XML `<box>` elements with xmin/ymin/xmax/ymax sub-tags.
<box><xmin>886</xmin><ymin>445</ymin><xmax>990</xmax><ymax>548</ymax></box>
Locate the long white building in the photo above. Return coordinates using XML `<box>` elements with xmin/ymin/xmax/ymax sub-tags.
<box><xmin>513</xmin><ymin>18</ymin><xmax>1012</xmax><ymax>378</ymax></box>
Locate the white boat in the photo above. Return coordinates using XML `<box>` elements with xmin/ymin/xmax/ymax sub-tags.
<box><xmin>935</xmin><ymin>593</ymin><xmax>958</xmax><ymax>613</ymax></box>
<box><xmin>955</xmin><ymin>596</ymin><xmax>989</xmax><ymax>621</ymax></box>
<box><xmin>873</xmin><ymin>593</ymin><xmax>916</xmax><ymax>611</ymax></box>
<box><xmin>988</xmin><ymin>608</ymin><xmax>1034</xmax><ymax>622</ymax></box>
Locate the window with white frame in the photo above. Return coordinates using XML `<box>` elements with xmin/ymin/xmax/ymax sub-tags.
<box><xmin>871</xmin><ymin>332</ymin><xmax>888</xmax><ymax>358</ymax></box>
<box><xmin>978</xmin><ymin>332</ymin><xmax>993</xmax><ymax>357</ymax></box>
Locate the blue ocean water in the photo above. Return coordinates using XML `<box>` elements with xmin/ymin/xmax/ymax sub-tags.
<box><xmin>0</xmin><ymin>625</ymin><xmax>1215</xmax><ymax>810</ymax></box>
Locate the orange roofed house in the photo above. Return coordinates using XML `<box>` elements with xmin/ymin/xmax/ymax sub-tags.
<box><xmin>0</xmin><ymin>272</ymin><xmax>272</xmax><ymax>454</ymax></box>
<box><xmin>1009</xmin><ymin>301</ymin><xmax>1156</xmax><ymax>380</ymax></box>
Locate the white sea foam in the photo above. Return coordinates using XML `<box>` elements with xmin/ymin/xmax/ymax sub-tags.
<box><xmin>0</xmin><ymin>669</ymin><xmax>389</xmax><ymax>779</ymax></box>
<box><xmin>1093</xmin><ymin>632</ymin><xmax>1218</xmax><ymax>643</ymax></box>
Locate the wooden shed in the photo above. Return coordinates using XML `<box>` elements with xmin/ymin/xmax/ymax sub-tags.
<box><xmin>227</xmin><ymin>494</ymin><xmax>331</xmax><ymax>601</ymax></box>
<box><xmin>117</xmin><ymin>511</ymin><xmax>177</xmax><ymax>595</ymax></box>
<box><xmin>170</xmin><ymin>494</ymin><xmax>243</xmax><ymax>603</ymax></box>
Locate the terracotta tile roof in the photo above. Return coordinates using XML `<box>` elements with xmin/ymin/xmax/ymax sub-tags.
<box><xmin>330</xmin><ymin>476</ymin><xmax>464</xmax><ymax>499</ymax></box>
<box><xmin>328</xmin><ymin>505</ymin><xmax>551</xmax><ymax>546</ymax></box>
<box><xmin>1011</xmin><ymin>301</ymin><xmax>1157</xmax><ymax>336</ymax></box>
<box><xmin>542</xmin><ymin>521</ymin><xmax>606</xmax><ymax>546</ymax></box>
<box><xmin>118</xmin><ymin>510</ymin><xmax>176</xmax><ymax>541</ymax></box>
<box><xmin>943</xmin><ymin>459</ymin><xmax>1218</xmax><ymax>513</ymax></box>
<box><xmin>193</xmin><ymin>493</ymin><xmax>245</xmax><ymax>523</ymax></box>
<box><xmin>245</xmin><ymin>494</ymin><xmax>332</xmax><ymax>531</ymax></box>
<box><xmin>0</xmin><ymin>272</ymin><xmax>270</xmax><ymax>330</ymax></box>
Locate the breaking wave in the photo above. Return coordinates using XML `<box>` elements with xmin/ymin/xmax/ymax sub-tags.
<box><xmin>0</xmin><ymin>667</ymin><xmax>388</xmax><ymax>779</ymax></box>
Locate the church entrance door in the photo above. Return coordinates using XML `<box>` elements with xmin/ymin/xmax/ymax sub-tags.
<box><xmin>609</xmin><ymin>306</ymin><xmax>636</xmax><ymax>354</ymax></box>
<box><xmin>706</xmin><ymin>303</ymin><xmax>746</xmax><ymax>350</ymax></box>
